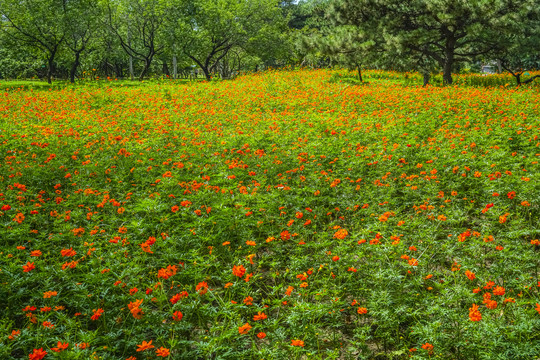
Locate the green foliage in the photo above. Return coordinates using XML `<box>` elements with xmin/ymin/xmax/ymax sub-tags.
<box><xmin>0</xmin><ymin>69</ymin><xmax>539</xmax><ymax>359</ymax></box>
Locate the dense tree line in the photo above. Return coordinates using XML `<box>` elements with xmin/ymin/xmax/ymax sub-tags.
<box><xmin>0</xmin><ymin>0</ymin><xmax>539</xmax><ymax>85</ymax></box>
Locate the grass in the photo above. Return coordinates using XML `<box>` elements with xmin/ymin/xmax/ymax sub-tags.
<box><xmin>0</xmin><ymin>68</ymin><xmax>539</xmax><ymax>360</ymax></box>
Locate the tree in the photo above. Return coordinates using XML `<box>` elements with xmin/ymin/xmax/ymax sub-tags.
<box><xmin>314</xmin><ymin>0</ymin><xmax>385</xmax><ymax>82</ymax></box>
<box><xmin>64</xmin><ymin>0</ymin><xmax>100</xmax><ymax>82</ymax></box>
<box><xmin>328</xmin><ymin>0</ymin><xmax>532</xmax><ymax>85</ymax></box>
<box><xmin>0</xmin><ymin>0</ymin><xmax>67</xmax><ymax>83</ymax></box>
<box><xmin>489</xmin><ymin>6</ymin><xmax>540</xmax><ymax>86</ymax></box>
<box><xmin>103</xmin><ymin>0</ymin><xmax>168</xmax><ymax>81</ymax></box>
<box><xmin>172</xmin><ymin>0</ymin><xmax>285</xmax><ymax>81</ymax></box>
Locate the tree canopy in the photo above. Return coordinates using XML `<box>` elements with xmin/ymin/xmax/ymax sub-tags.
<box><xmin>0</xmin><ymin>0</ymin><xmax>539</xmax><ymax>84</ymax></box>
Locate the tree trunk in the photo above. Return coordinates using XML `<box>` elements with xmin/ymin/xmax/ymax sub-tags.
<box><xmin>443</xmin><ymin>61</ymin><xmax>453</xmax><ymax>85</ymax></box>
<box><xmin>162</xmin><ymin>61</ymin><xmax>170</xmax><ymax>77</ymax></box>
<box><xmin>139</xmin><ymin>59</ymin><xmax>150</xmax><ymax>81</ymax></box>
<box><xmin>356</xmin><ymin>64</ymin><xmax>363</xmax><ymax>82</ymax></box>
<box><xmin>127</xmin><ymin>27</ymin><xmax>134</xmax><ymax>80</ymax></box>
<box><xmin>129</xmin><ymin>56</ymin><xmax>134</xmax><ymax>80</ymax></box>
<box><xmin>172</xmin><ymin>56</ymin><xmax>177</xmax><ymax>79</ymax></box>
<box><xmin>115</xmin><ymin>63</ymin><xmax>120</xmax><ymax>78</ymax></box>
<box><xmin>423</xmin><ymin>72</ymin><xmax>430</xmax><ymax>86</ymax></box>
<box><xmin>69</xmin><ymin>51</ymin><xmax>81</xmax><ymax>83</ymax></box>
<box><xmin>202</xmin><ymin>67</ymin><xmax>211</xmax><ymax>81</ymax></box>
<box><xmin>443</xmin><ymin>46</ymin><xmax>454</xmax><ymax>85</ymax></box>
<box><xmin>496</xmin><ymin>59</ymin><xmax>502</xmax><ymax>74</ymax></box>
<box><xmin>47</xmin><ymin>49</ymin><xmax>57</xmax><ymax>84</ymax></box>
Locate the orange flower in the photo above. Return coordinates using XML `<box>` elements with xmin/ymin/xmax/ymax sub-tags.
<box><xmin>128</xmin><ymin>299</ymin><xmax>144</xmax><ymax>319</ymax></box>
<box><xmin>155</xmin><ymin>347</ymin><xmax>170</xmax><ymax>357</ymax></box>
<box><xmin>536</xmin><ymin>303</ymin><xmax>540</xmax><ymax>315</ymax></box>
<box><xmin>493</xmin><ymin>286</ymin><xmax>505</xmax><ymax>296</ymax></box>
<box><xmin>51</xmin><ymin>341</ymin><xmax>69</xmax><ymax>352</ymax></box>
<box><xmin>280</xmin><ymin>230</ymin><xmax>291</xmax><ymax>240</ymax></box>
<box><xmin>23</xmin><ymin>262</ymin><xmax>35</xmax><ymax>272</ymax></box>
<box><xmin>13</xmin><ymin>212</ymin><xmax>25</xmax><ymax>224</ymax></box>
<box><xmin>465</xmin><ymin>270</ymin><xmax>475</xmax><ymax>281</ymax></box>
<box><xmin>172</xmin><ymin>310</ymin><xmax>183</xmax><ymax>321</ymax></box>
<box><xmin>253</xmin><ymin>311</ymin><xmax>268</xmax><ymax>321</ymax></box>
<box><xmin>469</xmin><ymin>303</ymin><xmax>482</xmax><ymax>321</ymax></box>
<box><xmin>285</xmin><ymin>286</ymin><xmax>294</xmax><ymax>296</ymax></box>
<box><xmin>136</xmin><ymin>340</ymin><xmax>154</xmax><ymax>352</ymax></box>
<box><xmin>408</xmin><ymin>258</ymin><xmax>418</xmax><ymax>266</ymax></box>
<box><xmin>421</xmin><ymin>343</ymin><xmax>434</xmax><ymax>353</ymax></box>
<box><xmin>243</xmin><ymin>296</ymin><xmax>253</xmax><ymax>305</ymax></box>
<box><xmin>28</xmin><ymin>348</ymin><xmax>47</xmax><ymax>360</ymax></box>
<box><xmin>232</xmin><ymin>265</ymin><xmax>246</xmax><ymax>278</ymax></box>
<box><xmin>196</xmin><ymin>281</ymin><xmax>208</xmax><ymax>295</ymax></box>
<box><xmin>238</xmin><ymin>323</ymin><xmax>252</xmax><ymax>334</ymax></box>
<box><xmin>91</xmin><ymin>308</ymin><xmax>104</xmax><ymax>321</ymax></box>
<box><xmin>257</xmin><ymin>332</ymin><xmax>266</xmax><ymax>339</ymax></box>
<box><xmin>291</xmin><ymin>339</ymin><xmax>305</xmax><ymax>347</ymax></box>
<box><xmin>333</xmin><ymin>228</ymin><xmax>348</xmax><ymax>239</ymax></box>
<box><xmin>8</xmin><ymin>329</ymin><xmax>20</xmax><ymax>340</ymax></box>
<box><xmin>357</xmin><ymin>307</ymin><xmax>367</xmax><ymax>314</ymax></box>
<box><xmin>30</xmin><ymin>250</ymin><xmax>42</xmax><ymax>257</ymax></box>
<box><xmin>485</xmin><ymin>300</ymin><xmax>498</xmax><ymax>309</ymax></box>
<box><xmin>157</xmin><ymin>264</ymin><xmax>178</xmax><ymax>279</ymax></box>
<box><xmin>43</xmin><ymin>291</ymin><xmax>57</xmax><ymax>298</ymax></box>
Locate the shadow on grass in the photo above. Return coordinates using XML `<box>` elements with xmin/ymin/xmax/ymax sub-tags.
<box><xmin>0</xmin><ymin>78</ymin><xmax>209</xmax><ymax>91</ymax></box>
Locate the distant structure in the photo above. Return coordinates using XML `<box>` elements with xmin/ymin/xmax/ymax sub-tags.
<box><xmin>481</xmin><ymin>61</ymin><xmax>502</xmax><ymax>74</ymax></box>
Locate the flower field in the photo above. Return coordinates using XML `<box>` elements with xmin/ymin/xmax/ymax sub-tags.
<box><xmin>1</xmin><ymin>69</ymin><xmax>539</xmax><ymax>360</ymax></box>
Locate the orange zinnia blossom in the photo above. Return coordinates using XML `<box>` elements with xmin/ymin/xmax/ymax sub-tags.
<box><xmin>238</xmin><ymin>323</ymin><xmax>252</xmax><ymax>334</ymax></box>
<box><xmin>28</xmin><ymin>348</ymin><xmax>47</xmax><ymax>360</ymax></box>
<box><xmin>253</xmin><ymin>311</ymin><xmax>267</xmax><ymax>321</ymax></box>
<box><xmin>232</xmin><ymin>265</ymin><xmax>246</xmax><ymax>278</ymax></box>
<box><xmin>136</xmin><ymin>340</ymin><xmax>154</xmax><ymax>352</ymax></box>
<box><xmin>291</xmin><ymin>339</ymin><xmax>305</xmax><ymax>347</ymax></box>
<box><xmin>493</xmin><ymin>286</ymin><xmax>505</xmax><ymax>296</ymax></box>
<box><xmin>243</xmin><ymin>296</ymin><xmax>253</xmax><ymax>305</ymax></box>
<box><xmin>421</xmin><ymin>343</ymin><xmax>434</xmax><ymax>353</ymax></box>
<box><xmin>469</xmin><ymin>303</ymin><xmax>482</xmax><ymax>321</ymax></box>
<box><xmin>91</xmin><ymin>308</ymin><xmax>104</xmax><ymax>320</ymax></box>
<box><xmin>333</xmin><ymin>228</ymin><xmax>348</xmax><ymax>239</ymax></box>
<box><xmin>23</xmin><ymin>262</ymin><xmax>35</xmax><ymax>272</ymax></box>
<box><xmin>8</xmin><ymin>329</ymin><xmax>20</xmax><ymax>340</ymax></box>
<box><xmin>465</xmin><ymin>270</ymin><xmax>475</xmax><ymax>281</ymax></box>
<box><xmin>357</xmin><ymin>307</ymin><xmax>367</xmax><ymax>314</ymax></box>
<box><xmin>280</xmin><ymin>230</ymin><xmax>291</xmax><ymax>240</ymax></box>
<box><xmin>30</xmin><ymin>250</ymin><xmax>42</xmax><ymax>257</ymax></box>
<box><xmin>43</xmin><ymin>291</ymin><xmax>57</xmax><ymax>298</ymax></box>
<box><xmin>257</xmin><ymin>332</ymin><xmax>266</xmax><ymax>339</ymax></box>
<box><xmin>172</xmin><ymin>310</ymin><xmax>183</xmax><ymax>321</ymax></box>
<box><xmin>285</xmin><ymin>286</ymin><xmax>294</xmax><ymax>296</ymax></box>
<box><xmin>51</xmin><ymin>341</ymin><xmax>69</xmax><ymax>352</ymax></box>
<box><xmin>196</xmin><ymin>281</ymin><xmax>208</xmax><ymax>295</ymax></box>
<box><xmin>155</xmin><ymin>347</ymin><xmax>170</xmax><ymax>357</ymax></box>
